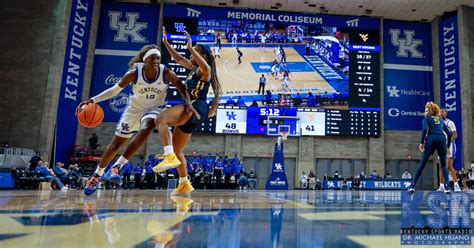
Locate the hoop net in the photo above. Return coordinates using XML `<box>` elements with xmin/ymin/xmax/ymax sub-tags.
<box><xmin>280</xmin><ymin>131</ymin><xmax>289</xmax><ymax>140</ymax></box>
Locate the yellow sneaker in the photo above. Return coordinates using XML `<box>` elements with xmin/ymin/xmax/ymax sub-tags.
<box><xmin>172</xmin><ymin>180</ymin><xmax>194</xmax><ymax>195</ymax></box>
<box><xmin>153</xmin><ymin>153</ymin><xmax>180</xmax><ymax>173</ymax></box>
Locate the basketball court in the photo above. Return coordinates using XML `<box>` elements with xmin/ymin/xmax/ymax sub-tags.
<box><xmin>3</xmin><ymin>190</ymin><xmax>471</xmax><ymax>247</ymax></box>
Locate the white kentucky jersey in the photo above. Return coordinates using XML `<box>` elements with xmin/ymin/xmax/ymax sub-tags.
<box><xmin>129</xmin><ymin>64</ymin><xmax>168</xmax><ymax>110</ymax></box>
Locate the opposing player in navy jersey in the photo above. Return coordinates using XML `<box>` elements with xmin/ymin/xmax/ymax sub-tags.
<box><xmin>77</xmin><ymin>45</ymin><xmax>195</xmax><ymax>196</ymax></box>
<box><xmin>408</xmin><ymin>102</ymin><xmax>452</xmax><ymax>193</ymax></box>
<box><xmin>152</xmin><ymin>28</ymin><xmax>222</xmax><ymax>194</ymax></box>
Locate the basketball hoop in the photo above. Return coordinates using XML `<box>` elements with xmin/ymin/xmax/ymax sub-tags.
<box><xmin>280</xmin><ymin>131</ymin><xmax>289</xmax><ymax>140</ymax></box>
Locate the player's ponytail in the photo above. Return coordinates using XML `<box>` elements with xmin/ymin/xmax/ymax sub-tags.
<box><xmin>128</xmin><ymin>44</ymin><xmax>160</xmax><ymax>69</ymax></box>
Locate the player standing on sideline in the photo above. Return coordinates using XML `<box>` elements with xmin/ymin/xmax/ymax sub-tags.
<box><xmin>408</xmin><ymin>102</ymin><xmax>452</xmax><ymax>194</ymax></box>
<box><xmin>258</xmin><ymin>74</ymin><xmax>266</xmax><ymax>95</ymax></box>
<box><xmin>436</xmin><ymin>108</ymin><xmax>461</xmax><ymax>191</ymax></box>
<box><xmin>216</xmin><ymin>32</ymin><xmax>221</xmax><ymax>49</ymax></box>
<box><xmin>212</xmin><ymin>45</ymin><xmax>220</xmax><ymax>59</ymax></box>
<box><xmin>78</xmin><ymin>45</ymin><xmax>195</xmax><ymax>196</ymax></box>
<box><xmin>236</xmin><ymin>47</ymin><xmax>243</xmax><ymax>64</ymax></box>
<box><xmin>152</xmin><ymin>28</ymin><xmax>222</xmax><ymax>194</ymax></box>
<box><xmin>260</xmin><ymin>32</ymin><xmax>266</xmax><ymax>51</ymax></box>
<box><xmin>280</xmin><ymin>47</ymin><xmax>287</xmax><ymax>63</ymax></box>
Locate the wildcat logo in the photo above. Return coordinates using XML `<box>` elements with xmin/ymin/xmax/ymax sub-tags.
<box><xmin>108</xmin><ymin>11</ymin><xmax>147</xmax><ymax>43</ymax></box>
<box><xmin>359</xmin><ymin>33</ymin><xmax>369</xmax><ymax>42</ymax></box>
<box><xmin>389</xmin><ymin>29</ymin><xmax>423</xmax><ymax>58</ymax></box>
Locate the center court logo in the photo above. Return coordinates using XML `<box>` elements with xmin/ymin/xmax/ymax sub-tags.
<box><xmin>109</xmin><ymin>92</ymin><xmax>129</xmax><ymax>113</ymax></box>
<box><xmin>389</xmin><ymin>29</ymin><xmax>423</xmax><ymax>58</ymax></box>
<box><xmin>387</xmin><ymin>86</ymin><xmax>401</xmax><ymax>97</ymax></box>
<box><xmin>108</xmin><ymin>11</ymin><xmax>147</xmax><ymax>43</ymax></box>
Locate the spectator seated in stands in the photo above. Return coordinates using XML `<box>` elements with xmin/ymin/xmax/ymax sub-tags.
<box><xmin>35</xmin><ymin>161</ymin><xmax>68</xmax><ymax>191</ymax></box>
<box><xmin>315</xmin><ymin>178</ymin><xmax>322</xmax><ymax>190</ymax></box>
<box><xmin>293</xmin><ymin>93</ymin><xmax>302</xmax><ymax>107</ymax></box>
<box><xmin>401</xmin><ymin>170</ymin><xmax>412</xmax><ymax>179</ymax></box>
<box><xmin>300</xmin><ymin>171</ymin><xmax>308</xmax><ymax>189</ymax></box>
<box><xmin>333</xmin><ymin>170</ymin><xmax>340</xmax><ymax>179</ymax></box>
<box><xmin>226</xmin><ymin>98</ymin><xmax>236</xmax><ymax>106</ymax></box>
<box><xmin>236</xmin><ymin>96</ymin><xmax>246</xmax><ymax>107</ymax></box>
<box><xmin>264</xmin><ymin>90</ymin><xmax>273</xmax><ymax>106</ymax></box>
<box><xmin>247</xmin><ymin>168</ymin><xmax>257</xmax><ymax>190</ymax></box>
<box><xmin>69</xmin><ymin>163</ymin><xmax>85</xmax><ymax>189</ymax></box>
<box><xmin>88</xmin><ymin>133</ymin><xmax>99</xmax><ymax>150</ymax></box>
<box><xmin>237</xmin><ymin>169</ymin><xmax>249</xmax><ymax>190</ymax></box>
<box><xmin>353</xmin><ymin>176</ymin><xmax>361</xmax><ymax>190</ymax></box>
<box><xmin>29</xmin><ymin>152</ymin><xmax>42</xmax><ymax>171</ymax></box>
<box><xmin>384</xmin><ymin>171</ymin><xmax>393</xmax><ymax>179</ymax></box>
<box><xmin>307</xmin><ymin>92</ymin><xmax>316</xmax><ymax>107</ymax></box>
<box><xmin>75</xmin><ymin>145</ymin><xmax>88</xmax><ymax>157</ymax></box>
<box><xmin>370</xmin><ymin>170</ymin><xmax>379</xmax><ymax>179</ymax></box>
<box><xmin>133</xmin><ymin>163</ymin><xmax>143</xmax><ymax>189</ymax></box>
<box><xmin>358</xmin><ymin>170</ymin><xmax>366</xmax><ymax>179</ymax></box>
<box><xmin>122</xmin><ymin>161</ymin><xmax>133</xmax><ymax>190</ymax></box>
<box><xmin>53</xmin><ymin>162</ymin><xmax>71</xmax><ymax>187</ymax></box>
<box><xmin>341</xmin><ymin>177</ymin><xmax>349</xmax><ymax>190</ymax></box>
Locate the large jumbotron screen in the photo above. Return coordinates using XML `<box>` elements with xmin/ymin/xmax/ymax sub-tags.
<box><xmin>162</xmin><ymin>4</ymin><xmax>381</xmax><ymax>137</ymax></box>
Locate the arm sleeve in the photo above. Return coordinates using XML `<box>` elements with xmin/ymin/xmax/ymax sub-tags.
<box><xmin>443</xmin><ymin>124</ymin><xmax>452</xmax><ymax>148</ymax></box>
<box><xmin>420</xmin><ymin>118</ymin><xmax>428</xmax><ymax>144</ymax></box>
<box><xmin>90</xmin><ymin>83</ymin><xmax>123</xmax><ymax>103</ymax></box>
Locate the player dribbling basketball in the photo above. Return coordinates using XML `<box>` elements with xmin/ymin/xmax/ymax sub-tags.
<box><xmin>79</xmin><ymin>45</ymin><xmax>195</xmax><ymax>196</ymax></box>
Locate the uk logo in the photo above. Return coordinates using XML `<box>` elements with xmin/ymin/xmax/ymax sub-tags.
<box><xmin>387</xmin><ymin>86</ymin><xmax>400</xmax><ymax>97</ymax></box>
<box><xmin>275</xmin><ymin>163</ymin><xmax>283</xmax><ymax>171</ymax></box>
<box><xmin>389</xmin><ymin>29</ymin><xmax>423</xmax><ymax>58</ymax></box>
<box><xmin>174</xmin><ymin>22</ymin><xmax>186</xmax><ymax>33</ymax></box>
<box><xmin>121</xmin><ymin>123</ymin><xmax>130</xmax><ymax>132</ymax></box>
<box><xmin>108</xmin><ymin>11</ymin><xmax>147</xmax><ymax>43</ymax></box>
<box><xmin>226</xmin><ymin>111</ymin><xmax>237</xmax><ymax>121</ymax></box>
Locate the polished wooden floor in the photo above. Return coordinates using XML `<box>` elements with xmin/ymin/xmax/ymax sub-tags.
<box><xmin>0</xmin><ymin>190</ymin><xmax>472</xmax><ymax>248</ymax></box>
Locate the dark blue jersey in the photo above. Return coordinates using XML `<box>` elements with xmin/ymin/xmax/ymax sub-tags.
<box><xmin>185</xmin><ymin>67</ymin><xmax>210</xmax><ymax>101</ymax></box>
<box><xmin>420</xmin><ymin>115</ymin><xmax>452</xmax><ymax>146</ymax></box>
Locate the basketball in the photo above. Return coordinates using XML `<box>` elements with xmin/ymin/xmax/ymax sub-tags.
<box><xmin>77</xmin><ymin>103</ymin><xmax>104</xmax><ymax>128</ymax></box>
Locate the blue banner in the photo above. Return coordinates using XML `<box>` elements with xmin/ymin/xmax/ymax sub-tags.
<box><xmin>90</xmin><ymin>2</ymin><xmax>160</xmax><ymax>122</ymax></box>
<box><xmin>265</xmin><ymin>143</ymin><xmax>288</xmax><ymax>190</ymax></box>
<box><xmin>439</xmin><ymin>15</ymin><xmax>463</xmax><ymax>170</ymax></box>
<box><xmin>323</xmin><ymin>179</ymin><xmax>412</xmax><ymax>190</ymax></box>
<box><xmin>163</xmin><ymin>4</ymin><xmax>380</xmax><ymax>30</ymax></box>
<box><xmin>55</xmin><ymin>0</ymin><xmax>94</xmax><ymax>164</ymax></box>
<box><xmin>383</xmin><ymin>21</ymin><xmax>433</xmax><ymax>130</ymax></box>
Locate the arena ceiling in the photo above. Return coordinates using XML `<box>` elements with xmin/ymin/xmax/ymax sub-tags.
<box><xmin>121</xmin><ymin>0</ymin><xmax>474</xmax><ymax>22</ymax></box>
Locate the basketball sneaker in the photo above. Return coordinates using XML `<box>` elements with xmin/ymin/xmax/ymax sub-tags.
<box><xmin>408</xmin><ymin>184</ymin><xmax>415</xmax><ymax>193</ymax></box>
<box><xmin>436</xmin><ymin>183</ymin><xmax>445</xmax><ymax>191</ymax></box>
<box><xmin>102</xmin><ymin>164</ymin><xmax>121</xmax><ymax>184</ymax></box>
<box><xmin>153</xmin><ymin>153</ymin><xmax>180</xmax><ymax>173</ymax></box>
<box><xmin>172</xmin><ymin>180</ymin><xmax>194</xmax><ymax>195</ymax></box>
<box><xmin>444</xmin><ymin>183</ymin><xmax>451</xmax><ymax>194</ymax></box>
<box><xmin>454</xmin><ymin>183</ymin><xmax>462</xmax><ymax>192</ymax></box>
<box><xmin>84</xmin><ymin>173</ymin><xmax>103</xmax><ymax>196</ymax></box>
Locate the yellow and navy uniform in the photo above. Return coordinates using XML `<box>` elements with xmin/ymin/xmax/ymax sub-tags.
<box><xmin>178</xmin><ymin>67</ymin><xmax>211</xmax><ymax>133</ymax></box>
